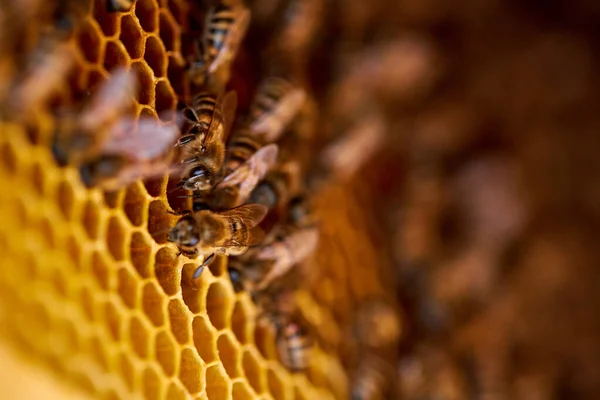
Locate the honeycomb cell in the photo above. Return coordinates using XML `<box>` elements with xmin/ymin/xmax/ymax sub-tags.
<box><xmin>130</xmin><ymin>231</ymin><xmax>153</xmax><ymax>278</ymax></box>
<box><xmin>207</xmin><ymin>254</ymin><xmax>226</xmax><ymax>277</ymax></box>
<box><xmin>123</xmin><ymin>182</ymin><xmax>148</xmax><ymax>226</ymax></box>
<box><xmin>205</xmin><ymin>364</ymin><xmax>231</xmax><ymax>400</ymax></box>
<box><xmin>66</xmin><ymin>233</ymin><xmax>82</xmax><ymax>268</ymax></box>
<box><xmin>155</xmin><ymin>246</ymin><xmax>179</xmax><ymax>293</ymax></box>
<box><xmin>117</xmin><ymin>267</ymin><xmax>140</xmax><ymax>309</ymax></box>
<box><xmin>155</xmin><ymin>329</ymin><xmax>177</xmax><ymax>376</ymax></box>
<box><xmin>120</xmin><ymin>15</ymin><xmax>145</xmax><ymax>59</ymax></box>
<box><xmin>129</xmin><ymin>315</ymin><xmax>151</xmax><ymax>358</ymax></box>
<box><xmin>243</xmin><ymin>349</ymin><xmax>266</xmax><ymax>394</ymax></box>
<box><xmin>142</xmin><ymin>281</ymin><xmax>166</xmax><ymax>327</ymax></box>
<box><xmin>268</xmin><ymin>369</ymin><xmax>286</xmax><ymax>400</ymax></box>
<box><xmin>142</xmin><ymin>365</ymin><xmax>164</xmax><ymax>400</ymax></box>
<box><xmin>80</xmin><ymin>284</ymin><xmax>97</xmax><ymax>322</ymax></box>
<box><xmin>192</xmin><ymin>316</ymin><xmax>218</xmax><ymax>362</ymax></box>
<box><xmin>206</xmin><ymin>281</ymin><xmax>233</xmax><ymax>330</ymax></box>
<box><xmin>92</xmin><ymin>250</ymin><xmax>113</xmax><ymax>291</ymax></box>
<box><xmin>89</xmin><ymin>333</ymin><xmax>110</xmax><ymax>372</ymax></box>
<box><xmin>82</xmin><ymin>199</ymin><xmax>101</xmax><ymax>240</ymax></box>
<box><xmin>0</xmin><ymin>142</ymin><xmax>17</xmax><ymax>174</ymax></box>
<box><xmin>106</xmin><ymin>215</ymin><xmax>128</xmax><ymax>261</ymax></box>
<box><xmin>88</xmin><ymin>69</ymin><xmax>110</xmax><ymax>94</ymax></box>
<box><xmin>76</xmin><ymin>20</ymin><xmax>105</xmax><ymax>63</ymax></box>
<box><xmin>155</xmin><ymin>79</ymin><xmax>176</xmax><ymax>114</ymax></box>
<box><xmin>168</xmin><ymin>299</ymin><xmax>191</xmax><ymax>344</ymax></box>
<box><xmin>94</xmin><ymin>0</ymin><xmax>121</xmax><ymax>37</ymax></box>
<box><xmin>57</xmin><ymin>180</ymin><xmax>75</xmax><ymax>220</ymax></box>
<box><xmin>104</xmin><ymin>40</ymin><xmax>131</xmax><ymax>73</ymax></box>
<box><xmin>148</xmin><ymin>199</ymin><xmax>172</xmax><ymax>244</ymax></box>
<box><xmin>119</xmin><ymin>351</ymin><xmax>136</xmax><ymax>391</ymax></box>
<box><xmin>105</xmin><ymin>298</ymin><xmax>123</xmax><ymax>341</ymax></box>
<box><xmin>135</xmin><ymin>0</ymin><xmax>159</xmax><ymax>33</ymax></box>
<box><xmin>103</xmin><ymin>188</ymin><xmax>124</xmax><ymax>209</ymax></box>
<box><xmin>50</xmin><ymin>260</ymin><xmax>69</xmax><ymax>297</ymax></box>
<box><xmin>255</xmin><ymin>322</ymin><xmax>277</xmax><ymax>361</ymax></box>
<box><xmin>159</xmin><ymin>12</ymin><xmax>178</xmax><ymax>52</ymax></box>
<box><xmin>30</xmin><ymin>161</ymin><xmax>46</xmax><ymax>196</ymax></box>
<box><xmin>233</xmin><ymin>381</ymin><xmax>256</xmax><ymax>400</ymax></box>
<box><xmin>132</xmin><ymin>61</ymin><xmax>155</xmax><ymax>105</ymax></box>
<box><xmin>180</xmin><ymin>347</ymin><xmax>204</xmax><ymax>394</ymax></box>
<box><xmin>166</xmin><ymin>381</ymin><xmax>187</xmax><ymax>400</ymax></box>
<box><xmin>166</xmin><ymin>0</ymin><xmax>188</xmax><ymax>26</ymax></box>
<box><xmin>139</xmin><ymin>106</ymin><xmax>158</xmax><ymax>119</ymax></box>
<box><xmin>218</xmin><ymin>332</ymin><xmax>242</xmax><ymax>378</ymax></box>
<box><xmin>39</xmin><ymin>216</ymin><xmax>58</xmax><ymax>249</ymax></box>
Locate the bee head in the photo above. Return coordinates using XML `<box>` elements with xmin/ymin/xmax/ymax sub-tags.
<box><xmin>183</xmin><ymin>165</ymin><xmax>213</xmax><ymax>191</ymax></box>
<box><xmin>168</xmin><ymin>216</ymin><xmax>199</xmax><ymax>247</ymax></box>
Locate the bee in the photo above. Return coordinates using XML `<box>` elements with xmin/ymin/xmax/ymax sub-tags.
<box><xmin>188</xmin><ymin>2</ymin><xmax>250</xmax><ymax>87</ymax></box>
<box><xmin>351</xmin><ymin>355</ymin><xmax>394</xmax><ymax>400</ymax></box>
<box><xmin>248</xmin><ymin>77</ymin><xmax>306</xmax><ymax>142</ymax></box>
<box><xmin>249</xmin><ymin>160</ymin><xmax>302</xmax><ymax>214</ymax></box>
<box><xmin>52</xmin><ymin>68</ymin><xmax>180</xmax><ymax>190</ymax></box>
<box><xmin>175</xmin><ymin>90</ymin><xmax>237</xmax><ymax>192</ymax></box>
<box><xmin>354</xmin><ymin>299</ymin><xmax>402</xmax><ymax>350</ymax></box>
<box><xmin>276</xmin><ymin>317</ymin><xmax>312</xmax><ymax>372</ymax></box>
<box><xmin>168</xmin><ymin>203</ymin><xmax>268</xmax><ymax>274</ymax></box>
<box><xmin>107</xmin><ymin>0</ymin><xmax>134</xmax><ymax>13</ymax></box>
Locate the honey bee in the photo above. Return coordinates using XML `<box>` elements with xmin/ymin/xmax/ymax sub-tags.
<box><xmin>248</xmin><ymin>77</ymin><xmax>306</xmax><ymax>142</ymax></box>
<box><xmin>52</xmin><ymin>68</ymin><xmax>181</xmax><ymax>190</ymax></box>
<box><xmin>249</xmin><ymin>160</ymin><xmax>302</xmax><ymax>213</ymax></box>
<box><xmin>107</xmin><ymin>0</ymin><xmax>134</xmax><ymax>13</ymax></box>
<box><xmin>351</xmin><ymin>354</ymin><xmax>394</xmax><ymax>400</ymax></box>
<box><xmin>175</xmin><ymin>91</ymin><xmax>237</xmax><ymax>192</ymax></box>
<box><xmin>168</xmin><ymin>203</ymin><xmax>268</xmax><ymax>273</ymax></box>
<box><xmin>354</xmin><ymin>299</ymin><xmax>402</xmax><ymax>350</ymax></box>
<box><xmin>276</xmin><ymin>317</ymin><xmax>312</xmax><ymax>372</ymax></box>
<box><xmin>188</xmin><ymin>3</ymin><xmax>250</xmax><ymax>87</ymax></box>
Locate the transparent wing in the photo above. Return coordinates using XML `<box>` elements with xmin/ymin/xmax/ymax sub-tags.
<box><xmin>250</xmin><ymin>86</ymin><xmax>306</xmax><ymax>142</ymax></box>
<box><xmin>207</xmin><ymin>6</ymin><xmax>251</xmax><ymax>74</ymax></box>
<box><xmin>222</xmin><ymin>226</ymin><xmax>265</xmax><ymax>248</ymax></box>
<box><xmin>219</xmin><ymin>203</ymin><xmax>268</xmax><ymax>229</ymax></box>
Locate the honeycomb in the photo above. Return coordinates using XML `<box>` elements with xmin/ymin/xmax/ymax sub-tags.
<box><xmin>0</xmin><ymin>0</ymin><xmax>392</xmax><ymax>398</ymax></box>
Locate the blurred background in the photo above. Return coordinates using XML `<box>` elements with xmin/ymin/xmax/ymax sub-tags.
<box><xmin>1</xmin><ymin>0</ymin><xmax>600</xmax><ymax>399</ymax></box>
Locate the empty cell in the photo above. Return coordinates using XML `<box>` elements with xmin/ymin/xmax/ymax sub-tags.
<box><xmin>129</xmin><ymin>315</ymin><xmax>150</xmax><ymax>358</ymax></box>
<box><xmin>145</xmin><ymin>35</ymin><xmax>167</xmax><ymax>77</ymax></box>
<box><xmin>136</xmin><ymin>0</ymin><xmax>159</xmax><ymax>32</ymax></box>
<box><xmin>106</xmin><ymin>215</ymin><xmax>128</xmax><ymax>261</ymax></box>
<box><xmin>30</xmin><ymin>162</ymin><xmax>45</xmax><ymax>196</ymax></box>
<box><xmin>205</xmin><ymin>364</ymin><xmax>231</xmax><ymax>400</ymax></box>
<box><xmin>192</xmin><ymin>316</ymin><xmax>217</xmax><ymax>362</ymax></box>
<box><xmin>76</xmin><ymin>20</ymin><xmax>104</xmax><ymax>63</ymax></box>
<box><xmin>217</xmin><ymin>333</ymin><xmax>241</xmax><ymax>378</ymax></box>
<box><xmin>0</xmin><ymin>142</ymin><xmax>17</xmax><ymax>174</ymax></box>
<box><xmin>39</xmin><ymin>216</ymin><xmax>57</xmax><ymax>249</ymax></box>
<box><xmin>155</xmin><ymin>330</ymin><xmax>177</xmax><ymax>376</ymax></box>
<box><xmin>104</xmin><ymin>299</ymin><xmax>123</xmax><ymax>341</ymax></box>
<box><xmin>268</xmin><ymin>368</ymin><xmax>286</xmax><ymax>400</ymax></box>
<box><xmin>119</xmin><ymin>351</ymin><xmax>136</xmax><ymax>391</ymax></box>
<box><xmin>82</xmin><ymin>200</ymin><xmax>101</xmax><ymax>240</ymax></box>
<box><xmin>167</xmin><ymin>0</ymin><xmax>188</xmax><ymax>26</ymax></box>
<box><xmin>120</xmin><ymin>15</ymin><xmax>144</xmax><ymax>59</ymax></box>
<box><xmin>207</xmin><ymin>254</ymin><xmax>226</xmax><ymax>277</ymax></box>
<box><xmin>91</xmin><ymin>251</ymin><xmax>112</xmax><ymax>291</ymax></box>
<box><xmin>166</xmin><ymin>381</ymin><xmax>187</xmax><ymax>400</ymax></box>
<box><xmin>103</xmin><ymin>188</ymin><xmax>124</xmax><ymax>209</ymax></box>
<box><xmin>159</xmin><ymin>12</ymin><xmax>178</xmax><ymax>52</ymax></box>
<box><xmin>142</xmin><ymin>281</ymin><xmax>165</xmax><ymax>327</ymax></box>
<box><xmin>104</xmin><ymin>40</ymin><xmax>130</xmax><ymax>73</ymax></box>
<box><xmin>206</xmin><ymin>281</ymin><xmax>233</xmax><ymax>330</ymax></box>
<box><xmin>168</xmin><ymin>299</ymin><xmax>191</xmax><ymax>344</ymax></box>
<box><xmin>233</xmin><ymin>381</ymin><xmax>255</xmax><ymax>400</ymax></box>
<box><xmin>181</xmin><ymin>268</ymin><xmax>202</xmax><ymax>314</ymax></box>
<box><xmin>65</xmin><ymin>234</ymin><xmax>82</xmax><ymax>267</ymax></box>
<box><xmin>89</xmin><ymin>334</ymin><xmax>110</xmax><ymax>372</ymax></box>
<box><xmin>243</xmin><ymin>350</ymin><xmax>266</xmax><ymax>394</ymax></box>
<box><xmin>155</xmin><ymin>79</ymin><xmax>176</xmax><ymax>114</ymax></box>
<box><xmin>57</xmin><ymin>180</ymin><xmax>75</xmax><ymax>220</ymax></box>
<box><xmin>80</xmin><ymin>285</ymin><xmax>96</xmax><ymax>322</ymax></box>
<box><xmin>117</xmin><ymin>267</ymin><xmax>139</xmax><ymax>309</ymax></box>
<box><xmin>143</xmin><ymin>174</ymin><xmax>167</xmax><ymax>198</ymax></box>
<box><xmin>254</xmin><ymin>322</ymin><xmax>277</xmax><ymax>361</ymax></box>
<box><xmin>155</xmin><ymin>246</ymin><xmax>179</xmax><ymax>294</ymax></box>
<box><xmin>142</xmin><ymin>366</ymin><xmax>163</xmax><ymax>400</ymax></box>
<box><xmin>124</xmin><ymin>182</ymin><xmax>148</xmax><ymax>226</ymax></box>
<box><xmin>131</xmin><ymin>61</ymin><xmax>155</xmax><ymax>105</ymax></box>
<box><xmin>130</xmin><ymin>231</ymin><xmax>152</xmax><ymax>278</ymax></box>
<box><xmin>94</xmin><ymin>0</ymin><xmax>120</xmax><ymax>37</ymax></box>
<box><xmin>147</xmin><ymin>200</ymin><xmax>173</xmax><ymax>244</ymax></box>
<box><xmin>180</xmin><ymin>347</ymin><xmax>203</xmax><ymax>394</ymax></box>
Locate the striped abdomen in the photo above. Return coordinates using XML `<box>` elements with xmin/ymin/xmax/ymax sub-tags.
<box><xmin>205</xmin><ymin>4</ymin><xmax>236</xmax><ymax>61</ymax></box>
<box><xmin>249</xmin><ymin>78</ymin><xmax>293</xmax><ymax>122</ymax></box>
<box><xmin>277</xmin><ymin>321</ymin><xmax>311</xmax><ymax>371</ymax></box>
<box><xmin>223</xmin><ymin>129</ymin><xmax>262</xmax><ymax>176</ymax></box>
<box><xmin>187</xmin><ymin>92</ymin><xmax>218</xmax><ymax>133</ymax></box>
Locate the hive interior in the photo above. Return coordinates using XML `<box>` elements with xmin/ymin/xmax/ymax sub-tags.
<box><xmin>0</xmin><ymin>0</ymin><xmax>392</xmax><ymax>398</ymax></box>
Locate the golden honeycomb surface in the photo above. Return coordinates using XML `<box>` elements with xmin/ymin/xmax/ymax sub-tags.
<box><xmin>0</xmin><ymin>0</ymin><xmax>391</xmax><ymax>398</ymax></box>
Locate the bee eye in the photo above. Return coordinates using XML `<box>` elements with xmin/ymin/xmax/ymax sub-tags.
<box><xmin>190</xmin><ymin>166</ymin><xmax>209</xmax><ymax>178</ymax></box>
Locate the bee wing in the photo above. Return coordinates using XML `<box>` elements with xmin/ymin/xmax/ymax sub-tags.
<box><xmin>250</xmin><ymin>87</ymin><xmax>306</xmax><ymax>142</ymax></box>
<box><xmin>80</xmin><ymin>68</ymin><xmax>138</xmax><ymax>131</ymax></box>
<box><xmin>222</xmin><ymin>225</ymin><xmax>266</xmax><ymax>248</ymax></box>
<box><xmin>216</xmin><ymin>144</ymin><xmax>279</xmax><ymax>204</ymax></box>
<box><xmin>219</xmin><ymin>203</ymin><xmax>269</xmax><ymax>229</ymax></box>
<box><xmin>207</xmin><ymin>6</ymin><xmax>251</xmax><ymax>74</ymax></box>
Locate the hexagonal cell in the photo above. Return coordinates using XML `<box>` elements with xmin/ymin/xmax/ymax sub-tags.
<box><xmin>120</xmin><ymin>15</ymin><xmax>144</xmax><ymax>59</ymax></box>
<box><xmin>82</xmin><ymin>199</ymin><xmax>101</xmax><ymax>240</ymax></box>
<box><xmin>136</xmin><ymin>0</ymin><xmax>159</xmax><ymax>33</ymax></box>
<box><xmin>124</xmin><ymin>182</ymin><xmax>148</xmax><ymax>226</ymax></box>
<box><xmin>147</xmin><ymin>199</ymin><xmax>173</xmax><ymax>244</ymax></box>
<box><xmin>91</xmin><ymin>250</ymin><xmax>113</xmax><ymax>291</ymax></box>
<box><xmin>142</xmin><ymin>281</ymin><xmax>166</xmax><ymax>327</ymax></box>
<box><xmin>104</xmin><ymin>299</ymin><xmax>123</xmax><ymax>341</ymax></box>
<box><xmin>0</xmin><ymin>142</ymin><xmax>17</xmax><ymax>174</ymax></box>
<box><xmin>132</xmin><ymin>61</ymin><xmax>155</xmax><ymax>105</ymax></box>
<box><xmin>117</xmin><ymin>267</ymin><xmax>139</xmax><ymax>309</ymax></box>
<box><xmin>268</xmin><ymin>369</ymin><xmax>286</xmax><ymax>400</ymax></box>
<box><xmin>142</xmin><ymin>365</ymin><xmax>164</xmax><ymax>400</ymax></box>
<box><xmin>103</xmin><ymin>188</ymin><xmax>124</xmax><ymax>209</ymax></box>
<box><xmin>130</xmin><ymin>231</ymin><xmax>153</xmax><ymax>278</ymax></box>
<box><xmin>129</xmin><ymin>315</ymin><xmax>151</xmax><ymax>358</ymax></box>
<box><xmin>166</xmin><ymin>381</ymin><xmax>187</xmax><ymax>400</ymax></box>
<box><xmin>155</xmin><ymin>79</ymin><xmax>176</xmax><ymax>114</ymax></box>
<box><xmin>66</xmin><ymin>234</ymin><xmax>82</xmax><ymax>267</ymax></box>
<box><xmin>233</xmin><ymin>381</ymin><xmax>256</xmax><ymax>400</ymax></box>
<box><xmin>168</xmin><ymin>299</ymin><xmax>191</xmax><ymax>344</ymax></box>
<box><xmin>144</xmin><ymin>174</ymin><xmax>167</xmax><ymax>198</ymax></box>
<box><xmin>89</xmin><ymin>333</ymin><xmax>110</xmax><ymax>372</ymax></box>
<box><xmin>206</xmin><ymin>281</ymin><xmax>233</xmax><ymax>330</ymax></box>
<box><xmin>217</xmin><ymin>332</ymin><xmax>241</xmax><ymax>378</ymax></box>
<box><xmin>94</xmin><ymin>0</ymin><xmax>121</xmax><ymax>37</ymax></box>
<box><xmin>57</xmin><ymin>179</ymin><xmax>75</xmax><ymax>220</ymax></box>
<box><xmin>80</xmin><ymin>284</ymin><xmax>97</xmax><ymax>322</ymax></box>
<box><xmin>155</xmin><ymin>246</ymin><xmax>179</xmax><ymax>293</ymax></box>
<box><xmin>192</xmin><ymin>316</ymin><xmax>218</xmax><ymax>363</ymax></box>
<box><xmin>180</xmin><ymin>347</ymin><xmax>203</xmax><ymax>394</ymax></box>
<box><xmin>119</xmin><ymin>351</ymin><xmax>136</xmax><ymax>391</ymax></box>
<box><xmin>30</xmin><ymin>161</ymin><xmax>46</xmax><ymax>196</ymax></box>
<box><xmin>50</xmin><ymin>261</ymin><xmax>69</xmax><ymax>297</ymax></box>
<box><xmin>106</xmin><ymin>215</ymin><xmax>128</xmax><ymax>261</ymax></box>
<box><xmin>145</xmin><ymin>36</ymin><xmax>167</xmax><ymax>78</ymax></box>
<box><xmin>205</xmin><ymin>364</ymin><xmax>231</xmax><ymax>400</ymax></box>
<box><xmin>255</xmin><ymin>321</ymin><xmax>277</xmax><ymax>361</ymax></box>
<box><xmin>167</xmin><ymin>0</ymin><xmax>189</xmax><ymax>26</ymax></box>
<box><xmin>76</xmin><ymin>20</ymin><xmax>105</xmax><ymax>63</ymax></box>
<box><xmin>39</xmin><ymin>216</ymin><xmax>57</xmax><ymax>249</ymax></box>
<box><xmin>104</xmin><ymin>40</ymin><xmax>130</xmax><ymax>73</ymax></box>
<box><xmin>243</xmin><ymin>349</ymin><xmax>266</xmax><ymax>394</ymax></box>
<box><xmin>208</xmin><ymin>254</ymin><xmax>227</xmax><ymax>277</ymax></box>
<box><xmin>159</xmin><ymin>11</ymin><xmax>178</xmax><ymax>52</ymax></box>
<box><xmin>155</xmin><ymin>329</ymin><xmax>177</xmax><ymax>376</ymax></box>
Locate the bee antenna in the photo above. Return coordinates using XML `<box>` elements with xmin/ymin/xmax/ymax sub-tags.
<box><xmin>168</xmin><ymin>182</ymin><xmax>185</xmax><ymax>194</ymax></box>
